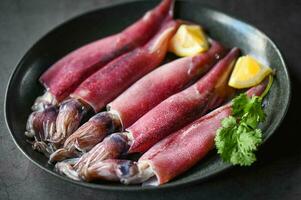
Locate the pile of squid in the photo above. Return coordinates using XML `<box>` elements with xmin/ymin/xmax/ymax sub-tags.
<box><xmin>25</xmin><ymin>0</ymin><xmax>269</xmax><ymax>186</ymax></box>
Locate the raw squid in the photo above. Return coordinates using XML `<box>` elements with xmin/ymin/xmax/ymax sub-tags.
<box><xmin>55</xmin><ymin>48</ymin><xmax>240</xmax><ymax>177</ymax></box>
<box><xmin>55</xmin><ymin>79</ymin><xmax>268</xmax><ymax>184</ymax></box>
<box><xmin>33</xmin><ymin>0</ymin><xmax>174</xmax><ymax>109</ymax></box>
<box><xmin>27</xmin><ymin>19</ymin><xmax>179</xmax><ymax>156</ymax></box>
<box><xmin>25</xmin><ymin>0</ymin><xmax>175</xmax><ymax>156</ymax></box>
<box><xmin>49</xmin><ymin>40</ymin><xmax>226</xmax><ymax>162</ymax></box>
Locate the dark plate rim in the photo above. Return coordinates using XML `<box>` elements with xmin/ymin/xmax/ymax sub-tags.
<box><xmin>4</xmin><ymin>0</ymin><xmax>291</xmax><ymax>191</ymax></box>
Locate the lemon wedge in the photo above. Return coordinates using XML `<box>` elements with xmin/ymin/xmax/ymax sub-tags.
<box><xmin>229</xmin><ymin>55</ymin><xmax>272</xmax><ymax>89</ymax></box>
<box><xmin>169</xmin><ymin>24</ymin><xmax>209</xmax><ymax>57</ymax></box>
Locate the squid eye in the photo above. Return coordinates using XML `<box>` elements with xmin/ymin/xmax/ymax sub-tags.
<box><xmin>117</xmin><ymin>160</ymin><xmax>138</xmax><ymax>178</ymax></box>
<box><xmin>110</xmin><ymin>134</ymin><xmax>130</xmax><ymax>154</ymax></box>
<box><xmin>118</xmin><ymin>161</ymin><xmax>132</xmax><ymax>175</ymax></box>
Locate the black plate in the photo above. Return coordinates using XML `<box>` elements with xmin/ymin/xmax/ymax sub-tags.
<box><xmin>5</xmin><ymin>0</ymin><xmax>290</xmax><ymax>191</ymax></box>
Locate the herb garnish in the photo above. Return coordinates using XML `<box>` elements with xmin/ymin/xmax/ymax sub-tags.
<box><xmin>215</xmin><ymin>76</ymin><xmax>273</xmax><ymax>166</ymax></box>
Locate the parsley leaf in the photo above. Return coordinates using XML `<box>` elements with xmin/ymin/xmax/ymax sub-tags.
<box><xmin>215</xmin><ymin>76</ymin><xmax>273</xmax><ymax>166</ymax></box>
<box><xmin>232</xmin><ymin>94</ymin><xmax>265</xmax><ymax>128</ymax></box>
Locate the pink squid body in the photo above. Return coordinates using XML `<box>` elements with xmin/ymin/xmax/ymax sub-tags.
<box><xmin>108</xmin><ymin>41</ymin><xmax>226</xmax><ymax>128</ymax></box>
<box><xmin>140</xmin><ymin>79</ymin><xmax>268</xmax><ymax>185</ymax></box>
<box><xmin>127</xmin><ymin>48</ymin><xmax>240</xmax><ymax>153</ymax></box>
<box><xmin>71</xmin><ymin>20</ymin><xmax>179</xmax><ymax>112</ymax></box>
<box><xmin>40</xmin><ymin>0</ymin><xmax>174</xmax><ymax>102</ymax></box>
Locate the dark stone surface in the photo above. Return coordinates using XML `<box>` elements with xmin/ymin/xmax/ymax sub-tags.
<box><xmin>0</xmin><ymin>0</ymin><xmax>300</xmax><ymax>199</ymax></box>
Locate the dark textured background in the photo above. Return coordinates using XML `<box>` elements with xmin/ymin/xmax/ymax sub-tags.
<box><xmin>1</xmin><ymin>0</ymin><xmax>300</xmax><ymax>199</ymax></box>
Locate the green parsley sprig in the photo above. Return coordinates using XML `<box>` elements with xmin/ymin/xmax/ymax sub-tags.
<box><xmin>215</xmin><ymin>76</ymin><xmax>273</xmax><ymax>166</ymax></box>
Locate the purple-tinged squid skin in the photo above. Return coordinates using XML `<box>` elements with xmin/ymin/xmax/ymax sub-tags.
<box><xmin>55</xmin><ymin>157</ymin><xmax>155</xmax><ymax>184</ymax></box>
<box><xmin>79</xmin><ymin>159</ymin><xmax>154</xmax><ymax>183</ymax></box>
<box><xmin>26</xmin><ymin>106</ymin><xmax>58</xmax><ymax>141</ymax></box>
<box><xmin>38</xmin><ymin>0</ymin><xmax>174</xmax><ymax>103</ymax></box>
<box><xmin>72</xmin><ymin>133</ymin><xmax>131</xmax><ymax>179</ymax></box>
<box><xmin>50</xmin><ymin>99</ymin><xmax>89</xmax><ymax>147</ymax></box>
<box><xmin>54</xmin><ymin>158</ymin><xmax>135</xmax><ymax>182</ymax></box>
<box><xmin>81</xmin><ymin>159</ymin><xmax>135</xmax><ymax>182</ymax></box>
<box><xmin>25</xmin><ymin>105</ymin><xmax>59</xmax><ymax>156</ymax></box>
<box><xmin>49</xmin><ymin>111</ymin><xmax>122</xmax><ymax>162</ymax></box>
<box><xmin>48</xmin><ymin>40</ymin><xmax>226</xmax><ymax>163</ymax></box>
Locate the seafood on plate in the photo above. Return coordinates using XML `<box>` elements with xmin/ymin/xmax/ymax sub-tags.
<box><xmin>49</xmin><ymin>40</ymin><xmax>227</xmax><ymax>162</ymax></box>
<box><xmin>55</xmin><ymin>78</ymin><xmax>269</xmax><ymax>185</ymax></box>
<box><xmin>26</xmin><ymin>19</ymin><xmax>179</xmax><ymax>156</ymax></box>
<box><xmin>33</xmin><ymin>0</ymin><xmax>174</xmax><ymax>110</ymax></box>
<box><xmin>25</xmin><ymin>0</ymin><xmax>175</xmax><ymax>156</ymax></box>
<box><xmin>23</xmin><ymin>0</ymin><xmax>276</xmax><ymax>187</ymax></box>
<box><xmin>54</xmin><ymin>48</ymin><xmax>240</xmax><ymax>179</ymax></box>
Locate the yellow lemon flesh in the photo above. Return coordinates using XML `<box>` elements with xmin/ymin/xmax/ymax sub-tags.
<box><xmin>229</xmin><ymin>55</ymin><xmax>273</xmax><ymax>89</ymax></box>
<box><xmin>169</xmin><ymin>24</ymin><xmax>209</xmax><ymax>57</ymax></box>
